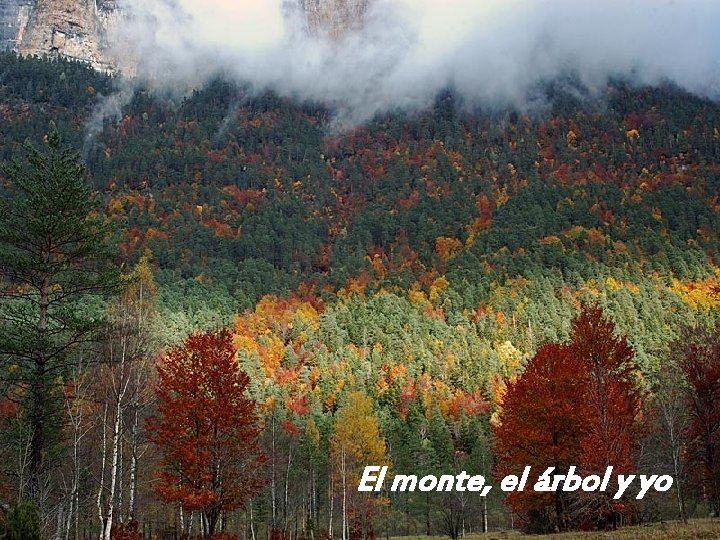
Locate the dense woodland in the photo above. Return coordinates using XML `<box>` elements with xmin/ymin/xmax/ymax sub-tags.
<box><xmin>0</xmin><ymin>52</ymin><xmax>718</xmax><ymax>539</ymax></box>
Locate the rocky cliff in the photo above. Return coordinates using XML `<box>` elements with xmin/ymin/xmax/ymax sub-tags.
<box><xmin>0</xmin><ymin>0</ymin><xmax>33</xmax><ymax>49</ymax></box>
<box><xmin>18</xmin><ymin>0</ymin><xmax>120</xmax><ymax>72</ymax></box>
<box><xmin>300</xmin><ymin>0</ymin><xmax>370</xmax><ymax>39</ymax></box>
<box><xmin>0</xmin><ymin>0</ymin><xmax>122</xmax><ymax>72</ymax></box>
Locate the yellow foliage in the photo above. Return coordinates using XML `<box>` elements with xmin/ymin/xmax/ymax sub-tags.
<box><xmin>671</xmin><ymin>271</ymin><xmax>720</xmax><ymax>311</ymax></box>
<box><xmin>305</xmin><ymin>417</ymin><xmax>320</xmax><ymax>449</ymax></box>
<box><xmin>330</xmin><ymin>392</ymin><xmax>388</xmax><ymax>485</ymax></box>
<box><xmin>429</xmin><ymin>275</ymin><xmax>449</xmax><ymax>303</ymax></box>
<box><xmin>495</xmin><ymin>340</ymin><xmax>522</xmax><ymax>377</ymax></box>
<box><xmin>108</xmin><ymin>198</ymin><xmax>124</xmax><ymax>215</ymax></box>
<box><xmin>493</xmin><ymin>185</ymin><xmax>509</xmax><ymax>207</ymax></box>
<box><xmin>261</xmin><ymin>335</ymin><xmax>285</xmax><ymax>378</ymax></box>
<box><xmin>408</xmin><ymin>289</ymin><xmax>431</xmax><ymax>309</ymax></box>
<box><xmin>539</xmin><ymin>235</ymin><xmax>562</xmax><ymax>245</ymax></box>
<box><xmin>566</xmin><ymin>130</ymin><xmax>577</xmax><ymax>148</ymax></box>
<box><xmin>606</xmin><ymin>276</ymin><xmax>620</xmax><ymax>290</ymax></box>
<box><xmin>233</xmin><ymin>334</ymin><xmax>259</xmax><ymax>355</ymax></box>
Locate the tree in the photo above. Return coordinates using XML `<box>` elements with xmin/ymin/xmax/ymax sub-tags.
<box><xmin>146</xmin><ymin>328</ymin><xmax>265</xmax><ymax>536</ymax></box>
<box><xmin>569</xmin><ymin>306</ymin><xmax>644</xmax><ymax>527</ymax></box>
<box><xmin>493</xmin><ymin>343</ymin><xmax>589</xmax><ymax>533</ymax></box>
<box><xmin>0</xmin><ymin>501</ymin><xmax>42</xmax><ymax>540</ymax></box>
<box><xmin>650</xmin><ymin>364</ymin><xmax>690</xmax><ymax>523</ymax></box>
<box><xmin>96</xmin><ymin>255</ymin><xmax>157</xmax><ymax>540</ymax></box>
<box><xmin>677</xmin><ymin>325</ymin><xmax>720</xmax><ymax>516</ymax></box>
<box><xmin>0</xmin><ymin>132</ymin><xmax>119</xmax><ymax>510</ymax></box>
<box><xmin>329</xmin><ymin>392</ymin><xmax>388</xmax><ymax>540</ymax></box>
<box><xmin>493</xmin><ymin>306</ymin><xmax>645</xmax><ymax>533</ymax></box>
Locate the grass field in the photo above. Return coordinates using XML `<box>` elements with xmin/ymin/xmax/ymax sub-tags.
<box><xmin>392</xmin><ymin>519</ymin><xmax>720</xmax><ymax>540</ymax></box>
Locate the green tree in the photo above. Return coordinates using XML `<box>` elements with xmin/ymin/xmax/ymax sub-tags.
<box><xmin>0</xmin><ymin>132</ymin><xmax>119</xmax><ymax>505</ymax></box>
<box><xmin>0</xmin><ymin>501</ymin><xmax>42</xmax><ymax>540</ymax></box>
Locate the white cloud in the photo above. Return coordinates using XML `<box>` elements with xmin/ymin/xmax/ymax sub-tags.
<box><xmin>113</xmin><ymin>0</ymin><xmax>720</xmax><ymax>124</ymax></box>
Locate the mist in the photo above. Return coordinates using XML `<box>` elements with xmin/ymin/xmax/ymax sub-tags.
<box><xmin>109</xmin><ymin>0</ymin><xmax>720</xmax><ymax>126</ymax></box>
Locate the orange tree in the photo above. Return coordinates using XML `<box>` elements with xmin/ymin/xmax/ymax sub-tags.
<box><xmin>146</xmin><ymin>328</ymin><xmax>265</xmax><ymax>536</ymax></box>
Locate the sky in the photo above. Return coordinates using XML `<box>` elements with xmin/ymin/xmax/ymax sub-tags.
<box><xmin>112</xmin><ymin>0</ymin><xmax>720</xmax><ymax>125</ymax></box>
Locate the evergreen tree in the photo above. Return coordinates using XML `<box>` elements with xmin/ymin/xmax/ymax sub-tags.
<box><xmin>0</xmin><ymin>132</ymin><xmax>119</xmax><ymax>505</ymax></box>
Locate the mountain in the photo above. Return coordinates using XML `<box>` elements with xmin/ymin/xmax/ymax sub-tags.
<box><xmin>0</xmin><ymin>49</ymin><xmax>718</xmax><ymax>539</ymax></box>
<box><xmin>1</xmin><ymin>52</ymin><xmax>717</xmax><ymax>365</ymax></box>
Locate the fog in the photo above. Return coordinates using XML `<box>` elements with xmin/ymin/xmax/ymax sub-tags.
<box><xmin>110</xmin><ymin>0</ymin><xmax>720</xmax><ymax>125</ymax></box>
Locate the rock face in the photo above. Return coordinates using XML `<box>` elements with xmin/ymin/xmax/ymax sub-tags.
<box><xmin>0</xmin><ymin>0</ymin><xmax>34</xmax><ymax>49</ymax></box>
<box><xmin>300</xmin><ymin>0</ymin><xmax>370</xmax><ymax>38</ymax></box>
<box><xmin>0</xmin><ymin>0</ymin><xmax>122</xmax><ymax>72</ymax></box>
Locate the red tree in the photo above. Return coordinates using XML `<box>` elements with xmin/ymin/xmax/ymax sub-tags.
<box><xmin>494</xmin><ymin>343</ymin><xmax>589</xmax><ymax>533</ymax></box>
<box><xmin>146</xmin><ymin>328</ymin><xmax>265</xmax><ymax>536</ymax></box>
<box><xmin>493</xmin><ymin>306</ymin><xmax>645</xmax><ymax>532</ymax></box>
<box><xmin>569</xmin><ymin>306</ymin><xmax>644</xmax><ymax>526</ymax></box>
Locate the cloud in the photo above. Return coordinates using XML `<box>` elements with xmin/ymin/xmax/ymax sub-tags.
<box><xmin>110</xmin><ymin>0</ymin><xmax>720</xmax><ymax>125</ymax></box>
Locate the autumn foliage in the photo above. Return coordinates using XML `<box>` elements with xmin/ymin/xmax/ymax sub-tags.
<box><xmin>493</xmin><ymin>306</ymin><xmax>645</xmax><ymax>533</ymax></box>
<box><xmin>330</xmin><ymin>392</ymin><xmax>389</xmax><ymax>540</ymax></box>
<box><xmin>146</xmin><ymin>328</ymin><xmax>265</xmax><ymax>536</ymax></box>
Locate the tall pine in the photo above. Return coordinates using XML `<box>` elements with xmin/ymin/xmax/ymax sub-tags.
<box><xmin>0</xmin><ymin>132</ymin><xmax>119</xmax><ymax>505</ymax></box>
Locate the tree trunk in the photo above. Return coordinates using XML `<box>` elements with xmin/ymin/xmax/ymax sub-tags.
<box><xmin>271</xmin><ymin>415</ymin><xmax>277</xmax><ymax>529</ymax></box>
<box><xmin>97</xmin><ymin>403</ymin><xmax>108</xmax><ymax>540</ymax></box>
<box><xmin>341</xmin><ymin>447</ymin><xmax>347</xmax><ymax>540</ymax></box>
<box><xmin>249</xmin><ymin>500</ymin><xmax>256</xmax><ymax>540</ymax></box>
<box><xmin>128</xmin><ymin>406</ymin><xmax>139</xmax><ymax>522</ymax></box>
<box><xmin>482</xmin><ymin>496</ymin><xmax>488</xmax><ymax>533</ymax></box>
<box><xmin>29</xmin><ymin>276</ymin><xmax>50</xmax><ymax>504</ymax></box>
<box><xmin>328</xmin><ymin>473</ymin><xmax>334</xmax><ymax>539</ymax></box>
<box><xmin>103</xmin><ymin>366</ymin><xmax>124</xmax><ymax>540</ymax></box>
<box><xmin>285</xmin><ymin>446</ymin><xmax>293</xmax><ymax>531</ymax></box>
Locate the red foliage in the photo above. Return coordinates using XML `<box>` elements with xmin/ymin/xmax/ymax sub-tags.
<box><xmin>110</xmin><ymin>521</ymin><xmax>143</xmax><ymax>540</ymax></box>
<box><xmin>494</xmin><ymin>343</ymin><xmax>589</xmax><ymax>531</ymax></box>
<box><xmin>569</xmin><ymin>306</ymin><xmax>643</xmax><ymax>477</ymax></box>
<box><xmin>493</xmin><ymin>306</ymin><xmax>645</xmax><ymax>533</ymax></box>
<box><xmin>569</xmin><ymin>306</ymin><xmax>645</xmax><ymax>526</ymax></box>
<box><xmin>146</xmin><ymin>328</ymin><xmax>266</xmax><ymax>535</ymax></box>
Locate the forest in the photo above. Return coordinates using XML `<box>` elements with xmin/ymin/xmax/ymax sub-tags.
<box><xmin>0</xmin><ymin>52</ymin><xmax>718</xmax><ymax>539</ymax></box>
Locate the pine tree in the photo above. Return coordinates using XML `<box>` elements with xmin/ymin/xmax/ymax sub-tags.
<box><xmin>0</xmin><ymin>132</ymin><xmax>119</xmax><ymax>504</ymax></box>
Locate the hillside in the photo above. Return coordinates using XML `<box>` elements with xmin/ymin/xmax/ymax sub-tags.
<box><xmin>3</xmin><ymin>53</ymin><xmax>718</xmax><ymax>352</ymax></box>
<box><xmin>0</xmin><ymin>53</ymin><xmax>719</xmax><ymax>538</ymax></box>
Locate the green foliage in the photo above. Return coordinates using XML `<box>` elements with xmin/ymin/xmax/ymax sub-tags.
<box><xmin>0</xmin><ymin>130</ymin><xmax>120</xmax><ymax>498</ymax></box>
<box><xmin>0</xmin><ymin>502</ymin><xmax>42</xmax><ymax>540</ymax></box>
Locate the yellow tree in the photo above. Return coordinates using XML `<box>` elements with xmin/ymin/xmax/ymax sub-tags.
<box><xmin>330</xmin><ymin>392</ymin><xmax>388</xmax><ymax>540</ymax></box>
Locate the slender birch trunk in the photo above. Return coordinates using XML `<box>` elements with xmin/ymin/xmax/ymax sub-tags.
<box><xmin>97</xmin><ymin>404</ymin><xmax>108</xmax><ymax>540</ymax></box>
